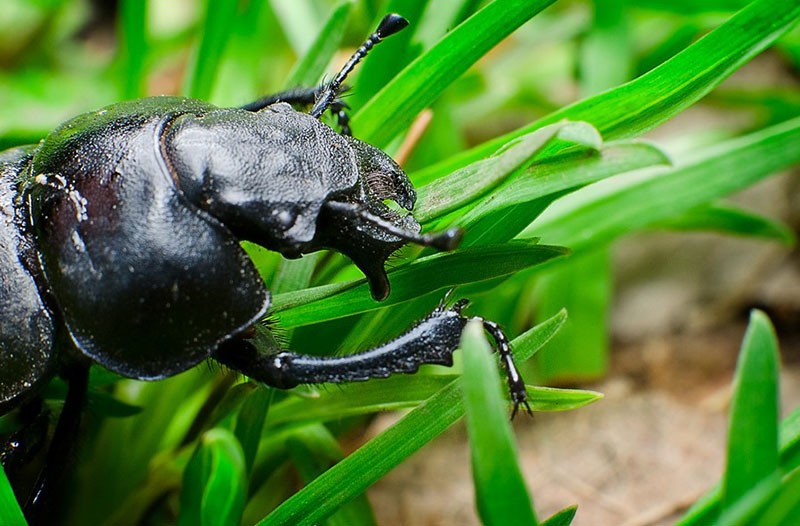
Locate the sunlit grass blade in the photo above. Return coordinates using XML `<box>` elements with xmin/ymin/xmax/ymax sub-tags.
<box><xmin>529</xmin><ymin>116</ymin><xmax>800</xmax><ymax>253</ymax></box>
<box><xmin>415</xmin><ymin>121</ymin><xmax>602</xmax><ymax>223</ymax></box>
<box><xmin>752</xmin><ymin>467</ymin><xmax>800</xmax><ymax>526</ymax></box>
<box><xmin>417</xmin><ymin>0</ymin><xmax>800</xmax><ymax>179</ymax></box>
<box><xmin>118</xmin><ymin>0</ymin><xmax>147</xmax><ymax>99</ymax></box>
<box><xmin>721</xmin><ymin>310</ymin><xmax>780</xmax><ymax>512</ymax></box>
<box><xmin>266</xmin><ymin>374</ymin><xmax>601</xmax><ymax>427</ymax></box>
<box><xmin>285</xmin><ymin>425</ymin><xmax>378</xmax><ymax>526</ymax></box>
<box><xmin>541</xmin><ymin>505</ymin><xmax>577</xmax><ymax>526</ymax></box>
<box><xmin>0</xmin><ymin>466</ymin><xmax>26</xmax><ymax>526</ymax></box>
<box><xmin>655</xmin><ymin>202</ymin><xmax>795</xmax><ymax>245</ymax></box>
<box><xmin>351</xmin><ymin>0</ymin><xmax>558</xmax><ymax>147</ymax></box>
<box><xmin>269</xmin><ymin>0</ymin><xmax>323</xmax><ymax>57</ymax></box>
<box><xmin>256</xmin><ymin>311</ymin><xmax>572</xmax><ymax>526</ymax></box>
<box><xmin>271</xmin><ymin>242</ymin><xmax>568</xmax><ymax>328</ymax></box>
<box><xmin>183</xmin><ymin>0</ymin><xmax>239</xmax><ymax>99</ymax></box>
<box><xmin>283</xmin><ymin>0</ymin><xmax>353</xmax><ymax>89</ymax></box>
<box><xmin>456</xmin><ymin>141</ymin><xmax>669</xmax><ymax>247</ymax></box>
<box><xmin>178</xmin><ymin>428</ymin><xmax>247</xmax><ymax>526</ymax></box>
<box><xmin>461</xmin><ymin>321</ymin><xmax>538</xmax><ymax>525</ymax></box>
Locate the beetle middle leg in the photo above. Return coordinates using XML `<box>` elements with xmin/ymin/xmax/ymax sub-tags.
<box><xmin>213</xmin><ymin>299</ymin><xmax>531</xmax><ymax>416</ymax></box>
<box><xmin>240</xmin><ymin>87</ymin><xmax>352</xmax><ymax>135</ymax></box>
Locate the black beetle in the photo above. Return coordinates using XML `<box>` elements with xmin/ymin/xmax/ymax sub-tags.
<box><xmin>1</xmin><ymin>14</ymin><xmax>529</xmax><ymax>520</ymax></box>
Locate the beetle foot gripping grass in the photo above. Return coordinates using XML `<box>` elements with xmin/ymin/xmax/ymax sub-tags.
<box><xmin>0</xmin><ymin>14</ymin><xmax>530</xmax><ymax>523</ymax></box>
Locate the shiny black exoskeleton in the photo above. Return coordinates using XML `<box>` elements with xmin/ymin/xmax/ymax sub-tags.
<box><xmin>0</xmin><ymin>14</ymin><xmax>529</xmax><ymax>522</ymax></box>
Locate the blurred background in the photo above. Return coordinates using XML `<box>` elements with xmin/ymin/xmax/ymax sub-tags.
<box><xmin>2</xmin><ymin>0</ymin><xmax>800</xmax><ymax>524</ymax></box>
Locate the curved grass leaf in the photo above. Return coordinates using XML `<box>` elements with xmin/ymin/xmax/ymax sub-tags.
<box><xmin>183</xmin><ymin>0</ymin><xmax>239</xmax><ymax>99</ymax></box>
<box><xmin>752</xmin><ymin>467</ymin><xmax>800</xmax><ymax>526</ymax></box>
<box><xmin>0</xmin><ymin>466</ymin><xmax>26</xmax><ymax>526</ymax></box>
<box><xmin>266</xmin><ymin>375</ymin><xmax>601</xmax><ymax>427</ymax></box>
<box><xmin>461</xmin><ymin>321</ymin><xmax>538</xmax><ymax>525</ymax></box>
<box><xmin>529</xmin><ymin>116</ymin><xmax>800</xmax><ymax>253</ymax></box>
<box><xmin>119</xmin><ymin>0</ymin><xmax>147</xmax><ymax>99</ymax></box>
<box><xmin>256</xmin><ymin>311</ymin><xmax>570</xmax><ymax>525</ymax></box>
<box><xmin>234</xmin><ymin>386</ymin><xmax>272</xmax><ymax>474</ymax></box>
<box><xmin>416</xmin><ymin>121</ymin><xmax>602</xmax><ymax>223</ymax></box>
<box><xmin>272</xmin><ymin>241</ymin><xmax>568</xmax><ymax>328</ymax></box>
<box><xmin>541</xmin><ymin>505</ymin><xmax>578</xmax><ymax>526</ymax></box>
<box><xmin>178</xmin><ymin>428</ymin><xmax>247</xmax><ymax>526</ymax></box>
<box><xmin>418</xmin><ymin>0</ymin><xmax>800</xmax><ymax>180</ymax></box>
<box><xmin>283</xmin><ymin>0</ymin><xmax>353</xmax><ymax>89</ymax></box>
<box><xmin>351</xmin><ymin>0</ymin><xmax>558</xmax><ymax>147</ymax></box>
<box><xmin>655</xmin><ymin>202</ymin><xmax>795</xmax><ymax>245</ymax></box>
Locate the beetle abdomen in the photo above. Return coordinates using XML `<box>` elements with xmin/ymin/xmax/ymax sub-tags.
<box><xmin>26</xmin><ymin>98</ymin><xmax>269</xmax><ymax>379</ymax></box>
<box><xmin>0</xmin><ymin>147</ymin><xmax>56</xmax><ymax>412</ymax></box>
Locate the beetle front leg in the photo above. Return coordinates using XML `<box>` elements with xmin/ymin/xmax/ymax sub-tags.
<box><xmin>213</xmin><ymin>300</ymin><xmax>531</xmax><ymax>416</ymax></box>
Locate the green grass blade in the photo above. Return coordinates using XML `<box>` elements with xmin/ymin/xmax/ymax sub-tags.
<box><xmin>0</xmin><ymin>466</ymin><xmax>26</xmax><ymax>526</ymax></box>
<box><xmin>721</xmin><ymin>310</ymin><xmax>781</xmax><ymax>512</ymax></box>
<box><xmin>118</xmin><ymin>0</ymin><xmax>147</xmax><ymax>99</ymax></box>
<box><xmin>267</xmin><ymin>375</ymin><xmax>600</xmax><ymax>427</ymax></box>
<box><xmin>178</xmin><ymin>429</ymin><xmax>247</xmax><ymax>526</ymax></box>
<box><xmin>351</xmin><ymin>0</ymin><xmax>558</xmax><ymax>147</ymax></box>
<box><xmin>461</xmin><ymin>321</ymin><xmax>539</xmax><ymax>525</ymax></box>
<box><xmin>283</xmin><ymin>0</ymin><xmax>354</xmax><ymax>88</ymax></box>
<box><xmin>271</xmin><ymin>242</ymin><xmax>568</xmax><ymax>328</ymax></box>
<box><xmin>183</xmin><ymin>0</ymin><xmax>239</xmax><ymax>99</ymax></box>
<box><xmin>541</xmin><ymin>505</ymin><xmax>578</xmax><ymax>526</ymax></box>
<box><xmin>256</xmin><ymin>311</ymin><xmax>571</xmax><ymax>525</ymax></box>
<box><xmin>417</xmin><ymin>0</ymin><xmax>800</xmax><ymax>180</ymax></box>
<box><xmin>456</xmin><ymin>141</ymin><xmax>669</xmax><ymax>247</ymax></box>
<box><xmin>655</xmin><ymin>203</ymin><xmax>796</xmax><ymax>245</ymax></box>
<box><xmin>530</xmin><ymin>116</ymin><xmax>800</xmax><ymax>254</ymax></box>
<box><xmin>416</xmin><ymin>121</ymin><xmax>602</xmax><ymax>223</ymax></box>
<box><xmin>753</xmin><ymin>467</ymin><xmax>800</xmax><ymax>526</ymax></box>
<box><xmin>234</xmin><ymin>386</ymin><xmax>272</xmax><ymax>474</ymax></box>
<box><xmin>269</xmin><ymin>0</ymin><xmax>324</xmax><ymax>57</ymax></box>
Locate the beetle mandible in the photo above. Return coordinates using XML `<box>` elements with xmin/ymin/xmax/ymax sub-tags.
<box><xmin>0</xmin><ymin>14</ymin><xmax>530</xmax><ymax>520</ymax></box>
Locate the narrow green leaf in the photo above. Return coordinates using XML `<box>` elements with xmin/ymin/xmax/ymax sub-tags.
<box><xmin>269</xmin><ymin>0</ymin><xmax>324</xmax><ymax>57</ymax></box>
<box><xmin>283</xmin><ymin>1</ymin><xmax>353</xmax><ymax>88</ymax></box>
<box><xmin>416</xmin><ymin>121</ymin><xmax>602</xmax><ymax>223</ymax></box>
<box><xmin>119</xmin><ymin>0</ymin><xmax>147</xmax><ymax>99</ymax></box>
<box><xmin>541</xmin><ymin>505</ymin><xmax>578</xmax><ymax>526</ymax></box>
<box><xmin>753</xmin><ymin>467</ymin><xmax>800</xmax><ymax>526</ymax></box>
<box><xmin>272</xmin><ymin>242</ymin><xmax>568</xmax><ymax>328</ymax></box>
<box><xmin>457</xmin><ymin>141</ymin><xmax>670</xmax><ymax>247</ymax></box>
<box><xmin>183</xmin><ymin>0</ymin><xmax>239</xmax><ymax>99</ymax></box>
<box><xmin>530</xmin><ymin>117</ymin><xmax>800</xmax><ymax>254</ymax></box>
<box><xmin>417</xmin><ymin>0</ymin><xmax>800</xmax><ymax>179</ymax></box>
<box><xmin>0</xmin><ymin>466</ymin><xmax>26</xmax><ymax>526</ymax></box>
<box><xmin>655</xmin><ymin>203</ymin><xmax>795</xmax><ymax>245</ymax></box>
<box><xmin>234</xmin><ymin>386</ymin><xmax>272</xmax><ymax>474</ymax></box>
<box><xmin>257</xmin><ymin>311</ymin><xmax>569</xmax><ymax>526</ymax></box>
<box><xmin>178</xmin><ymin>429</ymin><xmax>247</xmax><ymax>526</ymax></box>
<box><xmin>722</xmin><ymin>310</ymin><xmax>781</xmax><ymax>511</ymax></box>
<box><xmin>267</xmin><ymin>374</ymin><xmax>600</xmax><ymax>427</ymax></box>
<box><xmin>461</xmin><ymin>321</ymin><xmax>539</xmax><ymax>525</ymax></box>
<box><xmin>351</xmin><ymin>0</ymin><xmax>558</xmax><ymax>147</ymax></box>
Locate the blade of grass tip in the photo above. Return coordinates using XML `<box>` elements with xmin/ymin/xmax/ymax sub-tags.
<box><xmin>283</xmin><ymin>0</ymin><xmax>354</xmax><ymax>89</ymax></box>
<box><xmin>461</xmin><ymin>321</ymin><xmax>538</xmax><ymax>525</ymax></box>
<box><xmin>119</xmin><ymin>0</ymin><xmax>147</xmax><ymax>99</ymax></box>
<box><xmin>183</xmin><ymin>0</ymin><xmax>239</xmax><ymax>100</ymax></box>
<box><xmin>178</xmin><ymin>429</ymin><xmax>247</xmax><ymax>526</ymax></box>
<box><xmin>351</xmin><ymin>0</ymin><xmax>558</xmax><ymax>148</ymax></box>
<box><xmin>416</xmin><ymin>0</ymin><xmax>800</xmax><ymax>180</ymax></box>
<box><xmin>721</xmin><ymin>310</ymin><xmax>781</xmax><ymax>512</ymax></box>
<box><xmin>257</xmin><ymin>311</ymin><xmax>569</xmax><ymax>526</ymax></box>
<box><xmin>654</xmin><ymin>202</ymin><xmax>796</xmax><ymax>245</ymax></box>
<box><xmin>541</xmin><ymin>505</ymin><xmax>578</xmax><ymax>526</ymax></box>
<box><xmin>0</xmin><ymin>466</ymin><xmax>26</xmax><ymax>526</ymax></box>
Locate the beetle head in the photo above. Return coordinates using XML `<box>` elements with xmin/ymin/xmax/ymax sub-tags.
<box><xmin>309</xmin><ymin>137</ymin><xmax>461</xmax><ymax>300</ymax></box>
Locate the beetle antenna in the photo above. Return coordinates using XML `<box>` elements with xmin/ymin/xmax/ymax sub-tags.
<box><xmin>310</xmin><ymin>13</ymin><xmax>409</xmax><ymax>119</ymax></box>
<box><xmin>326</xmin><ymin>201</ymin><xmax>463</xmax><ymax>251</ymax></box>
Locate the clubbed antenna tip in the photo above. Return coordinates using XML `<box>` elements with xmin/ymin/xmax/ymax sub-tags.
<box><xmin>310</xmin><ymin>13</ymin><xmax>409</xmax><ymax>119</ymax></box>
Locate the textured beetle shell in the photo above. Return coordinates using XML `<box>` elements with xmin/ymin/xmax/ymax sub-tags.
<box><xmin>0</xmin><ymin>147</ymin><xmax>56</xmax><ymax>411</ymax></box>
<box><xmin>25</xmin><ymin>97</ymin><xmax>269</xmax><ymax>379</ymax></box>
